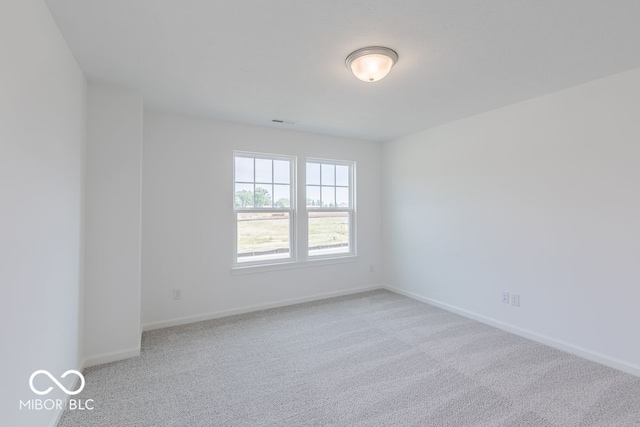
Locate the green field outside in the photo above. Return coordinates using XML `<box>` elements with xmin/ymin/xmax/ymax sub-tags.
<box><xmin>237</xmin><ymin>213</ymin><xmax>348</xmax><ymax>255</ymax></box>
<box><xmin>308</xmin><ymin>216</ymin><xmax>349</xmax><ymax>249</ymax></box>
<box><xmin>237</xmin><ymin>215</ymin><xmax>290</xmax><ymax>254</ymax></box>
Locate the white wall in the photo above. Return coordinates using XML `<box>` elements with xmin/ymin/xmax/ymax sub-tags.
<box><xmin>383</xmin><ymin>67</ymin><xmax>640</xmax><ymax>375</ymax></box>
<box><xmin>142</xmin><ymin>112</ymin><xmax>383</xmax><ymax>328</ymax></box>
<box><xmin>0</xmin><ymin>1</ymin><xmax>87</xmax><ymax>426</ymax></box>
<box><xmin>84</xmin><ymin>83</ymin><xmax>143</xmax><ymax>366</ymax></box>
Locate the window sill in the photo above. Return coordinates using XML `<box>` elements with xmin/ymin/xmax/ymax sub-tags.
<box><xmin>231</xmin><ymin>255</ymin><xmax>359</xmax><ymax>275</ymax></box>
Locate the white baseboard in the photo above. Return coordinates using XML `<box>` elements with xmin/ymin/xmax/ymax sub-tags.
<box><xmin>142</xmin><ymin>284</ymin><xmax>384</xmax><ymax>332</ymax></box>
<box><xmin>47</xmin><ymin>395</ymin><xmax>67</xmax><ymax>427</ymax></box>
<box><xmin>83</xmin><ymin>346</ymin><xmax>141</xmax><ymax>368</ymax></box>
<box><xmin>383</xmin><ymin>284</ymin><xmax>640</xmax><ymax>378</ymax></box>
<box><xmin>46</xmin><ymin>361</ymin><xmax>85</xmax><ymax>427</ymax></box>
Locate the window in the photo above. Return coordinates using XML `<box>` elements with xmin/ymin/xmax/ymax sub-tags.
<box><xmin>233</xmin><ymin>152</ymin><xmax>355</xmax><ymax>269</ymax></box>
<box><xmin>233</xmin><ymin>153</ymin><xmax>295</xmax><ymax>265</ymax></box>
<box><xmin>306</xmin><ymin>160</ymin><xmax>354</xmax><ymax>257</ymax></box>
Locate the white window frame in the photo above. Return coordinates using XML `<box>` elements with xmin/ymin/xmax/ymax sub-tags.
<box><xmin>233</xmin><ymin>151</ymin><xmax>296</xmax><ymax>267</ymax></box>
<box><xmin>305</xmin><ymin>158</ymin><xmax>356</xmax><ymax>259</ymax></box>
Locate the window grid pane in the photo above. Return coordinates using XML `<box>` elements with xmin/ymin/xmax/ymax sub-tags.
<box><xmin>307</xmin><ymin>163</ymin><xmax>320</xmax><ymax>185</ymax></box>
<box><xmin>235</xmin><ymin>157</ymin><xmax>254</xmax><ymax>182</ymax></box>
<box><xmin>255</xmin><ymin>159</ymin><xmax>273</xmax><ymax>183</ymax></box>
<box><xmin>306</xmin><ymin>162</ymin><xmax>351</xmax><ymax>209</ymax></box>
<box><xmin>321</xmin><ymin>186</ymin><xmax>335</xmax><ymax>207</ymax></box>
<box><xmin>306</xmin><ymin>185</ymin><xmax>321</xmax><ymax>207</ymax></box>
<box><xmin>234</xmin><ymin>153</ymin><xmax>295</xmax><ymax>265</ymax></box>
<box><xmin>274</xmin><ymin>160</ymin><xmax>290</xmax><ymax>184</ymax></box>
<box><xmin>273</xmin><ymin>185</ymin><xmax>290</xmax><ymax>207</ymax></box>
<box><xmin>235</xmin><ymin>156</ymin><xmax>294</xmax><ymax>211</ymax></box>
<box><xmin>235</xmin><ymin>183</ymin><xmax>254</xmax><ymax>208</ymax></box>
<box><xmin>254</xmin><ymin>183</ymin><xmax>273</xmax><ymax>208</ymax></box>
<box><xmin>335</xmin><ymin>165</ymin><xmax>349</xmax><ymax>186</ymax></box>
<box><xmin>336</xmin><ymin>186</ymin><xmax>349</xmax><ymax>207</ymax></box>
<box><xmin>306</xmin><ymin>160</ymin><xmax>354</xmax><ymax>258</ymax></box>
<box><xmin>321</xmin><ymin>164</ymin><xmax>335</xmax><ymax>185</ymax></box>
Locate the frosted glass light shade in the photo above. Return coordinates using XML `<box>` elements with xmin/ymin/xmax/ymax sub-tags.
<box><xmin>346</xmin><ymin>47</ymin><xmax>398</xmax><ymax>83</ymax></box>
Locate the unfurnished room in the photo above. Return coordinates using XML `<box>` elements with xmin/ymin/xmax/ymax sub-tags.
<box><xmin>2</xmin><ymin>1</ymin><xmax>640</xmax><ymax>426</ymax></box>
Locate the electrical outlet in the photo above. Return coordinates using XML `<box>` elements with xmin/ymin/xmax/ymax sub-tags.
<box><xmin>501</xmin><ymin>292</ymin><xmax>510</xmax><ymax>304</ymax></box>
<box><xmin>510</xmin><ymin>294</ymin><xmax>520</xmax><ymax>307</ymax></box>
<box><xmin>172</xmin><ymin>289</ymin><xmax>182</xmax><ymax>300</ymax></box>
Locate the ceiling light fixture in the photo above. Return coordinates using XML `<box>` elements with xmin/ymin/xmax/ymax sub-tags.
<box><xmin>345</xmin><ymin>46</ymin><xmax>398</xmax><ymax>83</ymax></box>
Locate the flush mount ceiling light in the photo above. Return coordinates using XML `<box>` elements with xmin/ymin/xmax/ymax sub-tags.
<box><xmin>345</xmin><ymin>46</ymin><xmax>398</xmax><ymax>83</ymax></box>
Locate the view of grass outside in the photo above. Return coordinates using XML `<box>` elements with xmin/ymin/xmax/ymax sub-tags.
<box><xmin>237</xmin><ymin>212</ymin><xmax>290</xmax><ymax>262</ymax></box>
<box><xmin>236</xmin><ymin>211</ymin><xmax>349</xmax><ymax>262</ymax></box>
<box><xmin>308</xmin><ymin>211</ymin><xmax>349</xmax><ymax>255</ymax></box>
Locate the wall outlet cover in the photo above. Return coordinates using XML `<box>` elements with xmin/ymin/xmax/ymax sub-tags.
<box><xmin>510</xmin><ymin>294</ymin><xmax>520</xmax><ymax>307</ymax></box>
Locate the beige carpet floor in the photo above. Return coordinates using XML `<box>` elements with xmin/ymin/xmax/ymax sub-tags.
<box><xmin>59</xmin><ymin>290</ymin><xmax>640</xmax><ymax>426</ymax></box>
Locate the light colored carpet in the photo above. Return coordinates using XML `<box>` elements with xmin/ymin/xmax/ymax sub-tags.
<box><xmin>59</xmin><ymin>290</ymin><xmax>640</xmax><ymax>426</ymax></box>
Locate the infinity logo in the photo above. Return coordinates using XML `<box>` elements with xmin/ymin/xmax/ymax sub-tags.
<box><xmin>29</xmin><ymin>370</ymin><xmax>85</xmax><ymax>396</ymax></box>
